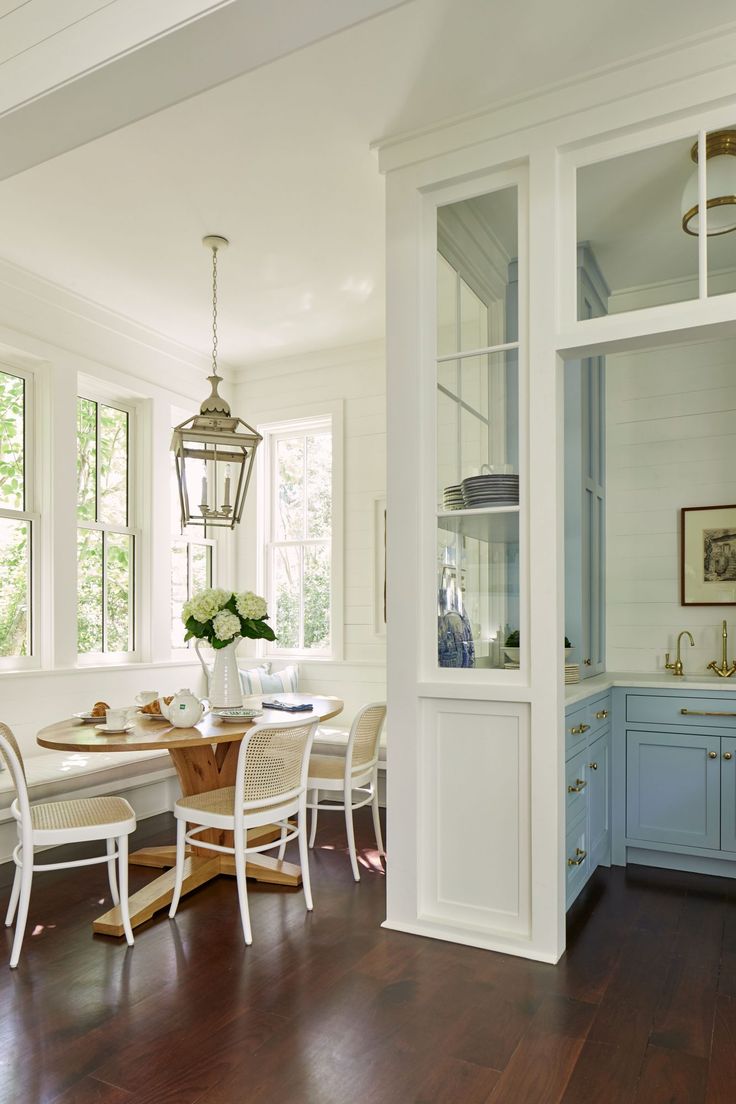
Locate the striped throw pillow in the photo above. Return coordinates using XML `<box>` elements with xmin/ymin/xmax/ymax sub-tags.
<box><xmin>239</xmin><ymin>664</ymin><xmax>299</xmax><ymax>696</ymax></box>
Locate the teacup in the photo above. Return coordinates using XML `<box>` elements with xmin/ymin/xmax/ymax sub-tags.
<box><xmin>135</xmin><ymin>691</ymin><xmax>159</xmax><ymax>707</ymax></box>
<box><xmin>105</xmin><ymin>707</ymin><xmax>130</xmax><ymax>730</ymax></box>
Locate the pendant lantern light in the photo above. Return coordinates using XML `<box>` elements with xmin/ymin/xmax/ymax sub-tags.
<box><xmin>171</xmin><ymin>236</ymin><xmax>261</xmax><ymax>531</ymax></box>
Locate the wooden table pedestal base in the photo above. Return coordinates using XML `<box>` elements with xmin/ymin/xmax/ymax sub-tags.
<box><xmin>93</xmin><ymin>826</ymin><xmax>301</xmax><ymax>938</ymax></box>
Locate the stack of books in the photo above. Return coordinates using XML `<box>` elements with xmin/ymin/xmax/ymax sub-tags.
<box><xmin>564</xmin><ymin>663</ymin><xmax>580</xmax><ymax>685</ymax></box>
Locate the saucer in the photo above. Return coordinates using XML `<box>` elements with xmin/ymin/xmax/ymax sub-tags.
<box><xmin>94</xmin><ymin>722</ymin><xmax>134</xmax><ymax>734</ymax></box>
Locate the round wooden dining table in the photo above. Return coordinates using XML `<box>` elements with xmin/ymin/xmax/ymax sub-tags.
<box><xmin>37</xmin><ymin>694</ymin><xmax>343</xmax><ymax>938</ymax></box>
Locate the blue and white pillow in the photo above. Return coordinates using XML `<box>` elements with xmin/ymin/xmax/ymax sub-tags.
<box><xmin>239</xmin><ymin>664</ymin><xmax>299</xmax><ymax>696</ymax></box>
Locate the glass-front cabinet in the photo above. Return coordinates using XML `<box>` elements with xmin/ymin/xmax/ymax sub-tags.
<box><xmin>435</xmin><ymin>184</ymin><xmax>522</xmax><ymax>673</ymax></box>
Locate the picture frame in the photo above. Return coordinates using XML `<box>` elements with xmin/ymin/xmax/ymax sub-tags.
<box><xmin>681</xmin><ymin>504</ymin><xmax>736</xmax><ymax>606</ymax></box>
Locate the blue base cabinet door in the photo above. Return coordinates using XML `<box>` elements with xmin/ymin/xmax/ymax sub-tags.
<box><xmin>588</xmin><ymin>730</ymin><xmax>610</xmax><ymax>868</ymax></box>
<box><xmin>721</xmin><ymin>737</ymin><xmax>736</xmax><ymax>853</ymax></box>
<box><xmin>626</xmin><ymin>730</ymin><xmax>721</xmax><ymax>850</ymax></box>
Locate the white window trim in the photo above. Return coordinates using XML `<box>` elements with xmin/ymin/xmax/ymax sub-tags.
<box><xmin>170</xmin><ymin>534</ymin><xmax>217</xmax><ymax>660</ymax></box>
<box><xmin>256</xmin><ymin>403</ymin><xmax>344</xmax><ymax>663</ymax></box>
<box><xmin>76</xmin><ymin>389</ymin><xmax>141</xmax><ymax>666</ymax></box>
<box><xmin>0</xmin><ymin>362</ymin><xmax>39</xmax><ymax>672</ymax></box>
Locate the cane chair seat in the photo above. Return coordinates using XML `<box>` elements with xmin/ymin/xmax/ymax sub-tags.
<box><xmin>307</xmin><ymin>702</ymin><xmax>386</xmax><ymax>882</ymax></box>
<box><xmin>0</xmin><ymin>721</ymin><xmax>136</xmax><ymax>967</ymax></box>
<box><xmin>169</xmin><ymin>718</ymin><xmax>318</xmax><ymax>947</ymax></box>
<box><xmin>30</xmin><ymin>796</ymin><xmax>134</xmax><ymax>834</ymax></box>
<box><xmin>307</xmin><ymin>754</ymin><xmax>350</xmax><ymax>781</ymax></box>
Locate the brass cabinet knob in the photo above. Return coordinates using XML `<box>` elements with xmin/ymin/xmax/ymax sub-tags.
<box><xmin>709</xmin><ymin>751</ymin><xmax>718</xmax><ymax>759</ymax></box>
<box><xmin>570</xmin><ymin>722</ymin><xmax>591</xmax><ymax>735</ymax></box>
<box><xmin>725</xmin><ymin>752</ymin><xmax>733</xmax><ymax>761</ymax></box>
<box><xmin>567</xmin><ymin>778</ymin><xmax>587</xmax><ymax>793</ymax></box>
<box><xmin>584</xmin><ymin>658</ymin><xmax>592</xmax><ymax>666</ymax></box>
<box><xmin>589</xmin><ymin>762</ymin><xmax>598</xmax><ymax>770</ymax></box>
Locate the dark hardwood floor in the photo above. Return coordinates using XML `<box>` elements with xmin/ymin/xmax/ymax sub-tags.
<box><xmin>1</xmin><ymin>812</ymin><xmax>734</xmax><ymax>1104</ymax></box>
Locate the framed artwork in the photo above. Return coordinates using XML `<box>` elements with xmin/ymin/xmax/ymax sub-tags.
<box><xmin>681</xmin><ymin>504</ymin><xmax>736</xmax><ymax>606</ymax></box>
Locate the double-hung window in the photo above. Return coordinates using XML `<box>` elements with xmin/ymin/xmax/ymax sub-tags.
<box><xmin>77</xmin><ymin>395</ymin><xmax>137</xmax><ymax>656</ymax></box>
<box><xmin>0</xmin><ymin>365</ymin><xmax>36</xmax><ymax>665</ymax></box>
<box><xmin>263</xmin><ymin>417</ymin><xmax>334</xmax><ymax>657</ymax></box>
<box><xmin>171</xmin><ymin>458</ymin><xmax>214</xmax><ymax>650</ymax></box>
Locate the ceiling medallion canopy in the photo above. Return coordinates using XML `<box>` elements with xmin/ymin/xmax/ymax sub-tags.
<box><xmin>681</xmin><ymin>129</ymin><xmax>736</xmax><ymax>237</ymax></box>
<box><xmin>171</xmin><ymin>235</ymin><xmax>262</xmax><ymax>531</ymax></box>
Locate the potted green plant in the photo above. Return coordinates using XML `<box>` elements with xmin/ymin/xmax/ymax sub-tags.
<box><xmin>504</xmin><ymin>629</ymin><xmax>520</xmax><ymax>665</ymax></box>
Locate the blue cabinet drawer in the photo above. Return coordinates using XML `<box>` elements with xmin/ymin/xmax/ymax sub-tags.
<box><xmin>565</xmin><ymin>818</ymin><xmax>589</xmax><ymax>908</ymax></box>
<box><xmin>566</xmin><ymin>747</ymin><xmax>588</xmax><ymax>827</ymax></box>
<box><xmin>626</xmin><ymin>693</ymin><xmax>736</xmax><ymax>729</ymax></box>
<box><xmin>566</xmin><ymin>693</ymin><xmax>610</xmax><ymax>758</ymax></box>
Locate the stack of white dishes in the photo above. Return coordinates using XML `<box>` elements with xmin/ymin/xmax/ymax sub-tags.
<box><xmin>565</xmin><ymin>664</ymin><xmax>580</xmax><ymax>685</ymax></box>
<box><xmin>461</xmin><ymin>473</ymin><xmax>519</xmax><ymax>508</ymax></box>
<box><xmin>442</xmin><ymin>484</ymin><xmax>464</xmax><ymax>510</ymax></box>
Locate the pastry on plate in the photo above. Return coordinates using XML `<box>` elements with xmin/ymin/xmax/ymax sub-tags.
<box><xmin>140</xmin><ymin>695</ymin><xmax>173</xmax><ymax>715</ymax></box>
<box><xmin>90</xmin><ymin>701</ymin><xmax>110</xmax><ymax>718</ymax></box>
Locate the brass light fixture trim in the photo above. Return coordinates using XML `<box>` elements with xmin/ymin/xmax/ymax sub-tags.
<box><xmin>682</xmin><ymin>129</ymin><xmax>736</xmax><ymax>236</ymax></box>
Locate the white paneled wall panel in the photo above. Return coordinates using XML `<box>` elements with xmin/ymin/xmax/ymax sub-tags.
<box><xmin>607</xmin><ymin>338</ymin><xmax>736</xmax><ymax>674</ymax></box>
<box><xmin>420</xmin><ymin>699</ymin><xmax>530</xmax><ymax>936</ymax></box>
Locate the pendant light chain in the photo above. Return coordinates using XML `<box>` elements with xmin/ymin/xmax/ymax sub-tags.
<box><xmin>211</xmin><ymin>245</ymin><xmax>219</xmax><ymax>379</ymax></box>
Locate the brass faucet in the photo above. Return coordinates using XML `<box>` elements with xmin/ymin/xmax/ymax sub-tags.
<box><xmin>665</xmin><ymin>630</ymin><xmax>695</xmax><ymax>677</ymax></box>
<box><xmin>708</xmin><ymin>620</ymin><xmax>736</xmax><ymax>678</ymax></box>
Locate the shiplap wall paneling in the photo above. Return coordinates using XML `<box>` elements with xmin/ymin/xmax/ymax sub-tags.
<box><xmin>607</xmin><ymin>338</ymin><xmax>736</xmax><ymax>673</ymax></box>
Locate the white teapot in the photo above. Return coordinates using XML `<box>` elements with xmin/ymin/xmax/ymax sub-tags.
<box><xmin>160</xmin><ymin>689</ymin><xmax>205</xmax><ymax>728</ymax></box>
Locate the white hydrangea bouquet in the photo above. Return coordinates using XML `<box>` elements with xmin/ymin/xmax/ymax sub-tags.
<box><xmin>182</xmin><ymin>588</ymin><xmax>276</xmax><ymax>649</ymax></box>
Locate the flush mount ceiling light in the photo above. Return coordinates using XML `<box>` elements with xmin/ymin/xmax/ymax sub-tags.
<box><xmin>171</xmin><ymin>235</ymin><xmax>261</xmax><ymax>531</ymax></box>
<box><xmin>681</xmin><ymin>130</ymin><xmax>736</xmax><ymax>236</ymax></box>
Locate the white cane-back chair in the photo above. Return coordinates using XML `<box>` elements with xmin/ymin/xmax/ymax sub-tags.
<box><xmin>169</xmin><ymin>716</ymin><xmax>318</xmax><ymax>946</ymax></box>
<box><xmin>0</xmin><ymin>722</ymin><xmax>136</xmax><ymax>968</ymax></box>
<box><xmin>307</xmin><ymin>702</ymin><xmax>386</xmax><ymax>881</ymax></box>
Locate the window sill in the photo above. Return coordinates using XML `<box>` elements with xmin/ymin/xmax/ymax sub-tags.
<box><xmin>0</xmin><ymin>658</ymin><xmax>201</xmax><ymax>679</ymax></box>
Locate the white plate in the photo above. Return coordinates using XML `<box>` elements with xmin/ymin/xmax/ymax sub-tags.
<box><xmin>211</xmin><ymin>708</ymin><xmax>263</xmax><ymax>723</ymax></box>
<box><xmin>94</xmin><ymin>722</ymin><xmax>134</xmax><ymax>734</ymax></box>
<box><xmin>136</xmin><ymin>709</ymin><xmax>166</xmax><ymax>720</ymax></box>
<box><xmin>73</xmin><ymin>712</ymin><xmax>105</xmax><ymax>724</ymax></box>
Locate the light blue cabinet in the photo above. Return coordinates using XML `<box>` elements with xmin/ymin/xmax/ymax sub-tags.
<box><xmin>721</xmin><ymin>736</ymin><xmax>736</xmax><ymax>853</ymax></box>
<box><xmin>588</xmin><ymin>729</ymin><xmax>610</xmax><ymax>867</ymax></box>
<box><xmin>626</xmin><ymin>729</ymin><xmax>721</xmax><ymax>850</ymax></box>
<box><xmin>564</xmin><ymin>245</ymin><xmax>608</xmax><ymax>679</ymax></box>
<box><xmin>565</xmin><ymin>690</ymin><xmax>611</xmax><ymax>908</ymax></box>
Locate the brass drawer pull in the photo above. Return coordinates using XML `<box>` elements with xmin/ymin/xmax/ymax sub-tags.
<box><xmin>725</xmin><ymin>752</ymin><xmax>733</xmax><ymax>761</ymax></box>
<box><xmin>570</xmin><ymin>723</ymin><xmax>591</xmax><ymax>735</ymax></box>
<box><xmin>595</xmin><ymin>710</ymin><xmax>608</xmax><ymax>720</ymax></box>
<box><xmin>567</xmin><ymin>848</ymin><xmax>587</xmax><ymax>867</ymax></box>
<box><xmin>681</xmin><ymin>709</ymin><xmax>736</xmax><ymax>717</ymax></box>
<box><xmin>709</xmin><ymin>751</ymin><xmax>718</xmax><ymax>759</ymax></box>
<box><xmin>589</xmin><ymin>762</ymin><xmax>598</xmax><ymax>770</ymax></box>
<box><xmin>567</xmin><ymin>778</ymin><xmax>587</xmax><ymax>793</ymax></box>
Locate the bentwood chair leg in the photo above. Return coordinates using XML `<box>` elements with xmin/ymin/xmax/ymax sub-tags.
<box><xmin>344</xmin><ymin>796</ymin><xmax>360</xmax><ymax>882</ymax></box>
<box><xmin>298</xmin><ymin>801</ymin><xmax>313</xmax><ymax>911</ymax></box>
<box><xmin>234</xmin><ymin>827</ymin><xmax>252</xmax><ymax>946</ymax></box>
<box><xmin>9</xmin><ymin>846</ymin><xmax>33</xmax><ymax>969</ymax></box>
<box><xmin>117</xmin><ymin>834</ymin><xmax>134</xmax><ymax>946</ymax></box>
<box><xmin>5</xmin><ymin>862</ymin><xmax>20</xmax><ymax>927</ymax></box>
<box><xmin>168</xmin><ymin>819</ymin><xmax>187</xmax><ymax>919</ymax></box>
<box><xmin>277</xmin><ymin>823</ymin><xmax>287</xmax><ymax>861</ymax></box>
<box><xmin>309</xmin><ymin>790</ymin><xmax>319</xmax><ymax>848</ymax></box>
<box><xmin>371</xmin><ymin>770</ymin><xmax>385</xmax><ymax>856</ymax></box>
<box><xmin>106</xmin><ymin>837</ymin><xmax>120</xmax><ymax>906</ymax></box>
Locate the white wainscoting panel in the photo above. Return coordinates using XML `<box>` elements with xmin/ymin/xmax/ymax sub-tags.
<box><xmin>419</xmin><ymin>698</ymin><xmax>530</xmax><ymax>937</ymax></box>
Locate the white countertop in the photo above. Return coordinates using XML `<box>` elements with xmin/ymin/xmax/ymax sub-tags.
<box><xmin>565</xmin><ymin>671</ymin><xmax>736</xmax><ymax>706</ymax></box>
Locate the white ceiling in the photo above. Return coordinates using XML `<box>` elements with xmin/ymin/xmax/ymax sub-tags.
<box><xmin>1</xmin><ymin>0</ymin><xmax>735</xmax><ymax>366</ymax></box>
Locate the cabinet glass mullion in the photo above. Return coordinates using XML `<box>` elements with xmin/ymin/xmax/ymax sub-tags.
<box><xmin>436</xmin><ymin>184</ymin><xmax>520</xmax><ymax>671</ymax></box>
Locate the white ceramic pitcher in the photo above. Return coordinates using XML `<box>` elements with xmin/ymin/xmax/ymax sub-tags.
<box><xmin>195</xmin><ymin>638</ymin><xmax>242</xmax><ymax>708</ymax></box>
